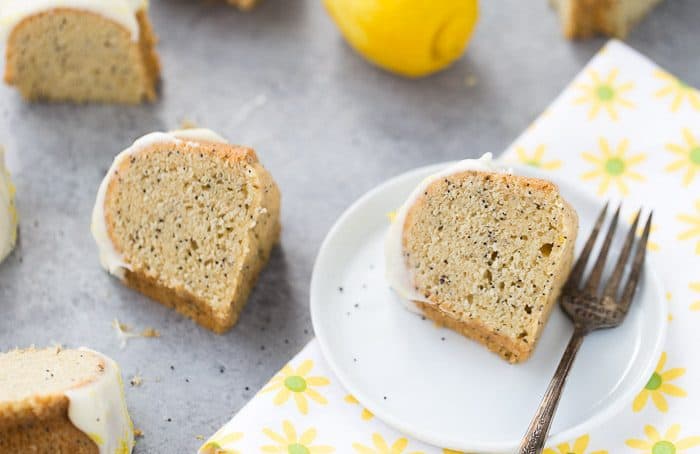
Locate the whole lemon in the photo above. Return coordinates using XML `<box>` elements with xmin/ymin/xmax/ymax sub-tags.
<box><xmin>323</xmin><ymin>0</ymin><xmax>479</xmax><ymax>78</ymax></box>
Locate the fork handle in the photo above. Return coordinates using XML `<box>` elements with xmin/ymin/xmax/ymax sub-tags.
<box><xmin>518</xmin><ymin>327</ymin><xmax>587</xmax><ymax>454</ymax></box>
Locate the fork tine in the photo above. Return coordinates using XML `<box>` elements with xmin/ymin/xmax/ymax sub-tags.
<box><xmin>619</xmin><ymin>212</ymin><xmax>653</xmax><ymax>314</ymax></box>
<box><xmin>565</xmin><ymin>202</ymin><xmax>609</xmax><ymax>290</ymax></box>
<box><xmin>584</xmin><ymin>204</ymin><xmax>621</xmax><ymax>294</ymax></box>
<box><xmin>603</xmin><ymin>209</ymin><xmax>641</xmax><ymax>298</ymax></box>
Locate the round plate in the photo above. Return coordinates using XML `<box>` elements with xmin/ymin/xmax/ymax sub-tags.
<box><xmin>310</xmin><ymin>162</ymin><xmax>666</xmax><ymax>452</ymax></box>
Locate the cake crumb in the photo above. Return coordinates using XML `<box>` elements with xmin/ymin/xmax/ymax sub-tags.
<box><xmin>113</xmin><ymin>319</ymin><xmax>160</xmax><ymax>349</ymax></box>
<box><xmin>113</xmin><ymin>319</ymin><xmax>140</xmax><ymax>349</ymax></box>
<box><xmin>141</xmin><ymin>327</ymin><xmax>160</xmax><ymax>338</ymax></box>
<box><xmin>134</xmin><ymin>429</ymin><xmax>144</xmax><ymax>438</ymax></box>
<box><xmin>195</xmin><ymin>435</ymin><xmax>205</xmax><ymax>440</ymax></box>
<box><xmin>130</xmin><ymin>375</ymin><xmax>143</xmax><ymax>387</ymax></box>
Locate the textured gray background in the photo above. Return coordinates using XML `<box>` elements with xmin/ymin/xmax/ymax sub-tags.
<box><xmin>0</xmin><ymin>0</ymin><xmax>698</xmax><ymax>452</ymax></box>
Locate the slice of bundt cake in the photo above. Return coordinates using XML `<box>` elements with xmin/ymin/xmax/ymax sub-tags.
<box><xmin>0</xmin><ymin>347</ymin><xmax>134</xmax><ymax>454</ymax></box>
<box><xmin>91</xmin><ymin>129</ymin><xmax>281</xmax><ymax>333</ymax></box>
<box><xmin>0</xmin><ymin>147</ymin><xmax>18</xmax><ymax>264</ymax></box>
<box><xmin>1</xmin><ymin>0</ymin><xmax>160</xmax><ymax>103</ymax></box>
<box><xmin>386</xmin><ymin>154</ymin><xmax>578</xmax><ymax>363</ymax></box>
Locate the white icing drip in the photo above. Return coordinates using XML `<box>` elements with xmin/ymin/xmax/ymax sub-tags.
<box><xmin>170</xmin><ymin>128</ymin><xmax>227</xmax><ymax>144</ymax></box>
<box><xmin>0</xmin><ymin>147</ymin><xmax>17</xmax><ymax>264</ymax></box>
<box><xmin>384</xmin><ymin>153</ymin><xmax>510</xmax><ymax>312</ymax></box>
<box><xmin>65</xmin><ymin>348</ymin><xmax>134</xmax><ymax>454</ymax></box>
<box><xmin>0</xmin><ymin>0</ymin><xmax>147</xmax><ymax>42</ymax></box>
<box><xmin>91</xmin><ymin>129</ymin><xmax>228</xmax><ymax>279</ymax></box>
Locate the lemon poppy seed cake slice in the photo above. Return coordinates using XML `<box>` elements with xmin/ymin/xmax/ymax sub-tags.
<box><xmin>386</xmin><ymin>154</ymin><xmax>578</xmax><ymax>363</ymax></box>
<box><xmin>92</xmin><ymin>129</ymin><xmax>281</xmax><ymax>333</ymax></box>
<box><xmin>0</xmin><ymin>347</ymin><xmax>134</xmax><ymax>454</ymax></box>
<box><xmin>1</xmin><ymin>0</ymin><xmax>160</xmax><ymax>103</ymax></box>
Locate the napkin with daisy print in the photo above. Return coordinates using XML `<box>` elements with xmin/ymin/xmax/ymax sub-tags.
<box><xmin>199</xmin><ymin>40</ymin><xmax>700</xmax><ymax>454</ymax></box>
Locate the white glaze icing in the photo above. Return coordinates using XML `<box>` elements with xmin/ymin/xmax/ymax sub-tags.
<box><xmin>384</xmin><ymin>153</ymin><xmax>509</xmax><ymax>311</ymax></box>
<box><xmin>0</xmin><ymin>0</ymin><xmax>148</xmax><ymax>42</ymax></box>
<box><xmin>0</xmin><ymin>147</ymin><xmax>17</xmax><ymax>264</ymax></box>
<box><xmin>170</xmin><ymin>128</ymin><xmax>227</xmax><ymax>144</ymax></box>
<box><xmin>91</xmin><ymin>129</ymin><xmax>228</xmax><ymax>279</ymax></box>
<box><xmin>65</xmin><ymin>348</ymin><xmax>134</xmax><ymax>454</ymax></box>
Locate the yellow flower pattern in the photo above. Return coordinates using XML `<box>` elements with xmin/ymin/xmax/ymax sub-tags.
<box><xmin>544</xmin><ymin>434</ymin><xmax>608</xmax><ymax>454</ymax></box>
<box><xmin>199</xmin><ymin>42</ymin><xmax>700</xmax><ymax>454</ymax></box>
<box><xmin>626</xmin><ymin>424</ymin><xmax>700</xmax><ymax>454</ymax></box>
<box><xmin>262</xmin><ymin>420</ymin><xmax>334</xmax><ymax>453</ymax></box>
<box><xmin>677</xmin><ymin>200</ymin><xmax>700</xmax><ymax>255</ymax></box>
<box><xmin>261</xmin><ymin>359</ymin><xmax>330</xmax><ymax>415</ymax></box>
<box><xmin>665</xmin><ymin>128</ymin><xmax>700</xmax><ymax>187</ymax></box>
<box><xmin>655</xmin><ymin>70</ymin><xmax>700</xmax><ymax>112</ymax></box>
<box><xmin>582</xmin><ymin>137</ymin><xmax>646</xmax><ymax>195</ymax></box>
<box><xmin>690</xmin><ymin>281</ymin><xmax>700</xmax><ymax>311</ymax></box>
<box><xmin>574</xmin><ymin>69</ymin><xmax>635</xmax><ymax>120</ymax></box>
<box><xmin>633</xmin><ymin>352</ymin><xmax>687</xmax><ymax>413</ymax></box>
<box><xmin>515</xmin><ymin>144</ymin><xmax>562</xmax><ymax>170</ymax></box>
<box><xmin>345</xmin><ymin>395</ymin><xmax>374</xmax><ymax>420</ymax></box>
<box><xmin>353</xmin><ymin>433</ymin><xmax>424</xmax><ymax>454</ymax></box>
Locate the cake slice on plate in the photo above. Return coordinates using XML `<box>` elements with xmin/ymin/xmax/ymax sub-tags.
<box><xmin>0</xmin><ymin>147</ymin><xmax>17</xmax><ymax>264</ymax></box>
<box><xmin>1</xmin><ymin>0</ymin><xmax>160</xmax><ymax>103</ymax></box>
<box><xmin>0</xmin><ymin>347</ymin><xmax>134</xmax><ymax>454</ymax></box>
<box><xmin>91</xmin><ymin>129</ymin><xmax>281</xmax><ymax>333</ymax></box>
<box><xmin>386</xmin><ymin>154</ymin><xmax>578</xmax><ymax>363</ymax></box>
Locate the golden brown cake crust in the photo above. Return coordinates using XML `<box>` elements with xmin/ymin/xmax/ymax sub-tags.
<box><xmin>3</xmin><ymin>7</ymin><xmax>160</xmax><ymax>103</ymax></box>
<box><xmin>415</xmin><ymin>301</ymin><xmax>531</xmax><ymax>362</ymax></box>
<box><xmin>550</xmin><ymin>0</ymin><xmax>663</xmax><ymax>39</ymax></box>
<box><xmin>402</xmin><ymin>170</ymin><xmax>578</xmax><ymax>363</ymax></box>
<box><xmin>0</xmin><ymin>348</ymin><xmax>104</xmax><ymax>454</ymax></box>
<box><xmin>104</xmin><ymin>140</ymin><xmax>281</xmax><ymax>334</ymax></box>
<box><xmin>0</xmin><ymin>397</ymin><xmax>98</xmax><ymax>454</ymax></box>
<box><xmin>563</xmin><ymin>0</ymin><xmax>616</xmax><ymax>39</ymax></box>
<box><xmin>135</xmin><ymin>9</ymin><xmax>162</xmax><ymax>101</ymax></box>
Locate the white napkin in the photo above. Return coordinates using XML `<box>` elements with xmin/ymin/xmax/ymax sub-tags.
<box><xmin>199</xmin><ymin>40</ymin><xmax>700</xmax><ymax>454</ymax></box>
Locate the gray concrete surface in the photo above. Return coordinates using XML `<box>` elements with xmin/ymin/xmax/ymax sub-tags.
<box><xmin>0</xmin><ymin>0</ymin><xmax>698</xmax><ymax>452</ymax></box>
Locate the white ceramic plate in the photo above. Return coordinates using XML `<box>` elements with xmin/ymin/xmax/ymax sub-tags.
<box><xmin>310</xmin><ymin>162</ymin><xmax>666</xmax><ymax>453</ymax></box>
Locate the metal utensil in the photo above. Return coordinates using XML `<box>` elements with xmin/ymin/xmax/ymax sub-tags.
<box><xmin>518</xmin><ymin>203</ymin><xmax>653</xmax><ymax>454</ymax></box>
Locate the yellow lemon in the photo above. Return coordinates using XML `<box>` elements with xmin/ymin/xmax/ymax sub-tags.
<box><xmin>323</xmin><ymin>0</ymin><xmax>479</xmax><ymax>77</ymax></box>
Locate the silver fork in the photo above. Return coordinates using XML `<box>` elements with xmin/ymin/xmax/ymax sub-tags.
<box><xmin>518</xmin><ymin>203</ymin><xmax>653</xmax><ymax>454</ymax></box>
